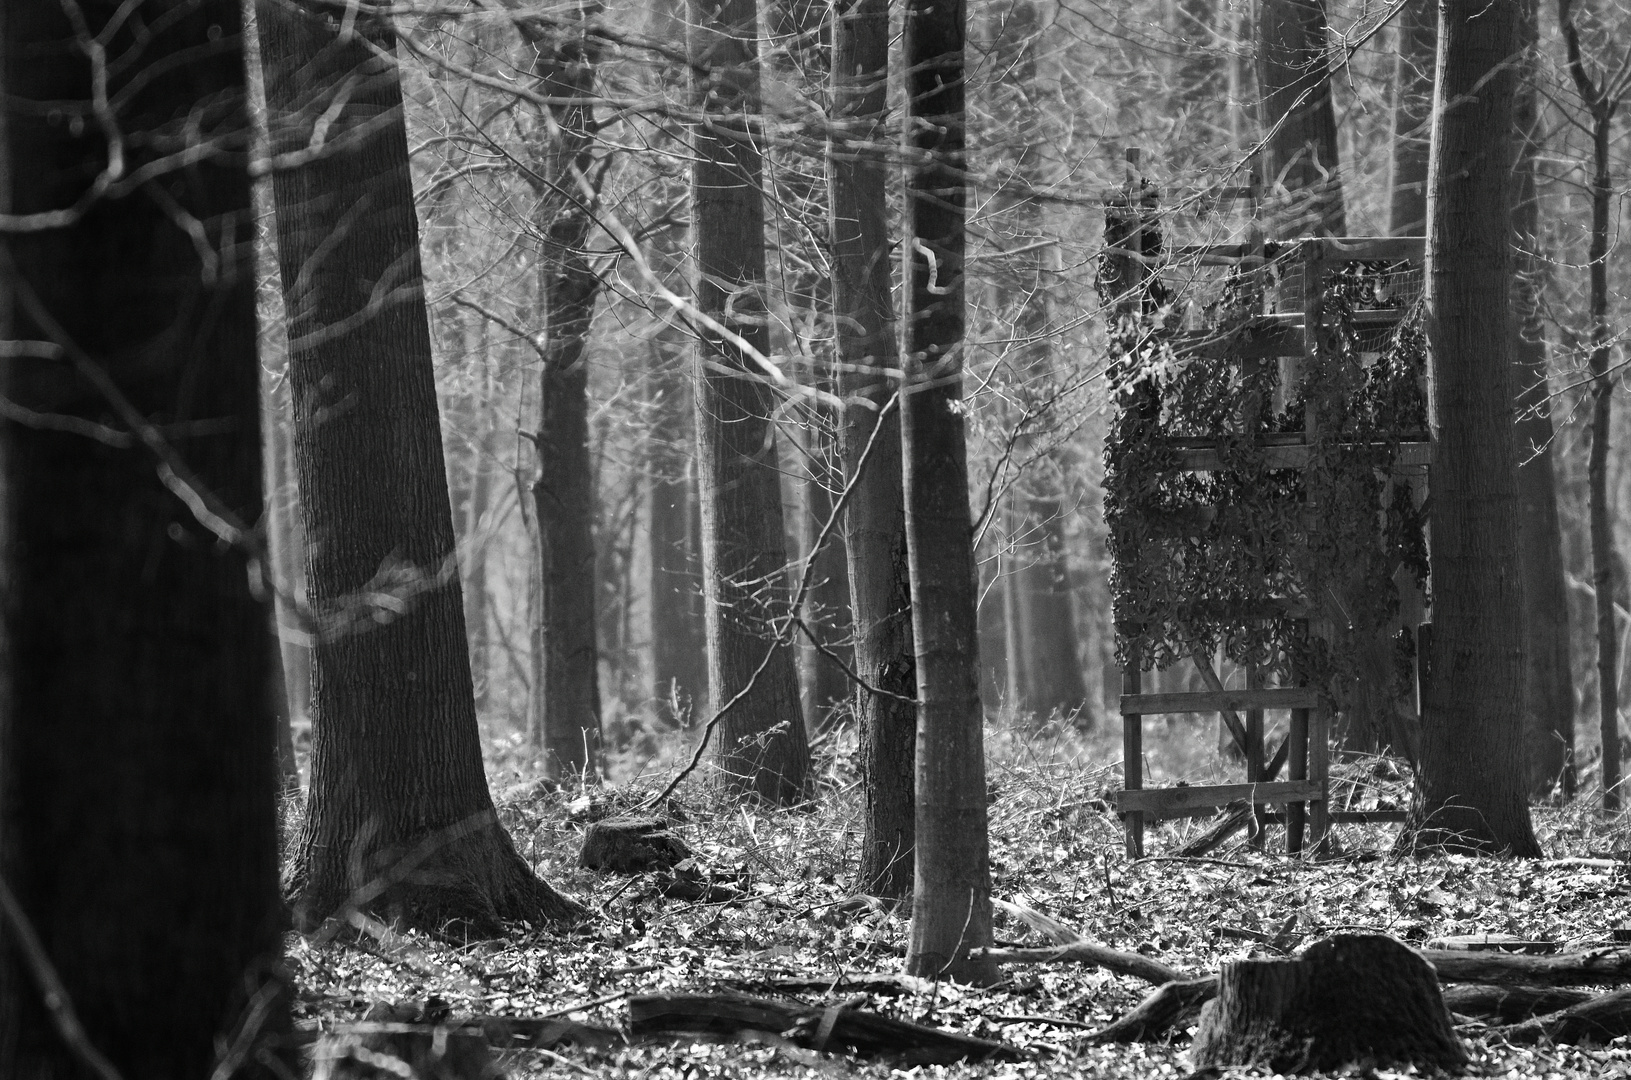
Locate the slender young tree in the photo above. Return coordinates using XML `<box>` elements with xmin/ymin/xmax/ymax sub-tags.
<box><xmin>688</xmin><ymin>0</ymin><xmax>810</xmax><ymax>803</ymax></box>
<box><xmin>1398</xmin><ymin>0</ymin><xmax>1541</xmax><ymax>856</ymax></box>
<box><xmin>1256</xmin><ymin>0</ymin><xmax>1345</xmax><ymax>236</ymax></box>
<box><xmin>1513</xmin><ymin>0</ymin><xmax>1575</xmax><ymax>799</ymax></box>
<box><xmin>0</xmin><ymin>0</ymin><xmax>286</xmax><ymax>1070</ymax></box>
<box><xmin>1560</xmin><ymin>0</ymin><xmax>1627</xmax><ymax>813</ymax></box>
<box><xmin>830</xmin><ymin>0</ymin><xmax>916</xmax><ymax>899</ymax></box>
<box><xmin>258</xmin><ymin>0</ymin><xmax>583</xmax><ymax>930</ymax></box>
<box><xmin>901</xmin><ymin>0</ymin><xmax>997</xmax><ymax>981</ymax></box>
<box><xmin>506</xmin><ymin>0</ymin><xmax>606</xmax><ymax>783</ymax></box>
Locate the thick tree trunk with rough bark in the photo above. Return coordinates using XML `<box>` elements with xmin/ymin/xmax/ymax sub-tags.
<box><xmin>1513</xmin><ymin>0</ymin><xmax>1574</xmax><ymax>800</ymax></box>
<box><xmin>831</xmin><ymin>0</ymin><xmax>915</xmax><ymax>899</ymax></box>
<box><xmin>511</xmin><ymin>2</ymin><xmax>605</xmax><ymax>783</ymax></box>
<box><xmin>687</xmin><ymin>0</ymin><xmax>810</xmax><ymax>803</ymax></box>
<box><xmin>259</xmin><ymin>2</ymin><xmax>583</xmax><ymax>931</ymax></box>
<box><xmin>1387</xmin><ymin>0</ymin><xmax>1435</xmax><ymax>236</ymax></box>
<box><xmin>901</xmin><ymin>0</ymin><xmax>996</xmax><ymax>983</ymax></box>
<box><xmin>1398</xmin><ymin>0</ymin><xmax>1541</xmax><ymax>856</ymax></box>
<box><xmin>1256</xmin><ymin>0</ymin><xmax>1345</xmax><ymax>236</ymax></box>
<box><xmin>0</xmin><ymin>0</ymin><xmax>287</xmax><ymax>1070</ymax></box>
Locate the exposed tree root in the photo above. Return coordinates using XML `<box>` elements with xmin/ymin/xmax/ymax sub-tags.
<box><xmin>289</xmin><ymin>816</ymin><xmax>586</xmax><ymax>937</ymax></box>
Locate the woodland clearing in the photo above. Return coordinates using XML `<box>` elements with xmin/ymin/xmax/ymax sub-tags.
<box><xmin>287</xmin><ymin>717</ymin><xmax>1631</xmax><ymax>1079</ymax></box>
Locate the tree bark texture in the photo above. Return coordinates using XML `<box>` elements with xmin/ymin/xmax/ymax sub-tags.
<box><xmin>1191</xmin><ymin>935</ymin><xmax>1466</xmax><ymax>1074</ymax></box>
<box><xmin>687</xmin><ymin>0</ymin><xmax>810</xmax><ymax>804</ymax></box>
<box><xmin>988</xmin><ymin>0</ymin><xmax>1088</xmax><ymax>722</ymax></box>
<box><xmin>1399</xmin><ymin>0</ymin><xmax>1541</xmax><ymax>856</ymax></box>
<box><xmin>0</xmin><ymin>1</ymin><xmax>287</xmax><ymax>1072</ymax></box>
<box><xmin>831</xmin><ymin>0</ymin><xmax>916</xmax><ymax>900</ymax></box>
<box><xmin>1255</xmin><ymin>0</ymin><xmax>1345</xmax><ymax>237</ymax></box>
<box><xmin>1387</xmin><ymin>0</ymin><xmax>1435</xmax><ymax>236</ymax></box>
<box><xmin>511</xmin><ymin>1</ymin><xmax>605</xmax><ymax>782</ymax></box>
<box><xmin>1560</xmin><ymin>0</ymin><xmax>1622</xmax><ymax>813</ymax></box>
<box><xmin>1513</xmin><ymin>0</ymin><xmax>1575</xmax><ymax>800</ymax></box>
<box><xmin>900</xmin><ymin>0</ymin><xmax>997</xmax><ymax>983</ymax></box>
<box><xmin>259</xmin><ymin>1</ymin><xmax>583</xmax><ymax>931</ymax></box>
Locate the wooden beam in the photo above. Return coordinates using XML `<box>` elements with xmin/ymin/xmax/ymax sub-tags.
<box><xmin>1121</xmin><ymin>687</ymin><xmax>1320</xmax><ymax>714</ymax></box>
<box><xmin>1110</xmin><ymin>780</ymin><xmax>1325</xmax><ymax>817</ymax></box>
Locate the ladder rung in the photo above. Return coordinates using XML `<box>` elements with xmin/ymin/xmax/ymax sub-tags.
<box><xmin>1121</xmin><ymin>687</ymin><xmax>1320</xmax><ymax>715</ymax></box>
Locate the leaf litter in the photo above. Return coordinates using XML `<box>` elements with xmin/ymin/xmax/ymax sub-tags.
<box><xmin>287</xmin><ymin>721</ymin><xmax>1631</xmax><ymax>1079</ymax></box>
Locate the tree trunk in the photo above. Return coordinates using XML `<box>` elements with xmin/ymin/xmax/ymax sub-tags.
<box><xmin>1387</xmin><ymin>0</ymin><xmax>1435</xmax><ymax>236</ymax></box>
<box><xmin>510</xmin><ymin>2</ymin><xmax>605</xmax><ymax>783</ymax></box>
<box><xmin>1512</xmin><ymin>0</ymin><xmax>1574</xmax><ymax>801</ymax></box>
<box><xmin>831</xmin><ymin>0</ymin><xmax>915</xmax><ymax>899</ymax></box>
<box><xmin>462</xmin><ymin>316</ymin><xmax>494</xmax><ymax>713</ymax></box>
<box><xmin>649</xmin><ymin>339</ymin><xmax>710</xmax><ymax>726</ymax></box>
<box><xmin>246</xmin><ymin>0</ymin><xmax>307</xmax><ymax>789</ymax></box>
<box><xmin>687</xmin><ymin>0</ymin><xmax>810</xmax><ymax>803</ymax></box>
<box><xmin>259</xmin><ymin>2</ymin><xmax>584</xmax><ymax>931</ymax></box>
<box><xmin>1560</xmin><ymin>0</ymin><xmax>1622</xmax><ymax>813</ymax></box>
<box><xmin>1398</xmin><ymin>0</ymin><xmax>1541</xmax><ymax>857</ymax></box>
<box><xmin>1256</xmin><ymin>0</ymin><xmax>1345</xmax><ymax>237</ymax></box>
<box><xmin>901</xmin><ymin>0</ymin><xmax>996</xmax><ymax>983</ymax></box>
<box><xmin>0</xmin><ymin>0</ymin><xmax>287</xmax><ymax>1070</ymax></box>
<box><xmin>800</xmin><ymin>425</ymin><xmax>855</xmax><ymax>735</ymax></box>
<box><xmin>1191</xmin><ymin>936</ymin><xmax>1466</xmax><ymax>1074</ymax></box>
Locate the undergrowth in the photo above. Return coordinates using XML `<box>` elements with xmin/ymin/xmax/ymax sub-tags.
<box><xmin>285</xmin><ymin>711</ymin><xmax>1631</xmax><ymax>1078</ymax></box>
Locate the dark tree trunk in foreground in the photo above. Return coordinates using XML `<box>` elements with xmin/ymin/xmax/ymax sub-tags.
<box><xmin>900</xmin><ymin>0</ymin><xmax>996</xmax><ymax>982</ymax></box>
<box><xmin>830</xmin><ymin>0</ymin><xmax>915</xmax><ymax>899</ymax></box>
<box><xmin>1387</xmin><ymin>0</ymin><xmax>1436</xmax><ymax>236</ymax></box>
<box><xmin>688</xmin><ymin>0</ymin><xmax>810</xmax><ymax>803</ymax></box>
<box><xmin>1256</xmin><ymin>0</ymin><xmax>1345</xmax><ymax>236</ymax></box>
<box><xmin>511</xmin><ymin>1</ymin><xmax>605</xmax><ymax>783</ymax></box>
<box><xmin>1192</xmin><ymin>936</ymin><xmax>1466</xmax><ymax>1074</ymax></box>
<box><xmin>259</xmin><ymin>1</ymin><xmax>583</xmax><ymax>931</ymax></box>
<box><xmin>0</xmin><ymin>0</ymin><xmax>287</xmax><ymax>1071</ymax></box>
<box><xmin>1398</xmin><ymin>0</ymin><xmax>1541</xmax><ymax>857</ymax></box>
<box><xmin>1560</xmin><ymin>0</ymin><xmax>1623</xmax><ymax>813</ymax></box>
<box><xmin>1514</xmin><ymin>0</ymin><xmax>1574</xmax><ymax>800</ymax></box>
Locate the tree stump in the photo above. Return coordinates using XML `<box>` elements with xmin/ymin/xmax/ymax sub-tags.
<box><xmin>578</xmin><ymin>816</ymin><xmax>690</xmax><ymax>873</ymax></box>
<box><xmin>1191</xmin><ymin>935</ymin><xmax>1467</xmax><ymax>1074</ymax></box>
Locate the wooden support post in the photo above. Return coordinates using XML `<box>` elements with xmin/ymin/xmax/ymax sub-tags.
<box><xmin>1246</xmin><ymin>663</ymin><xmax>1266</xmax><ymax>850</ymax></box>
<box><xmin>1121</xmin><ymin>628</ymin><xmax>1144</xmax><ymax>859</ymax></box>
<box><xmin>1309</xmin><ymin>697</ymin><xmax>1331</xmax><ymax>849</ymax></box>
<box><xmin>1288</xmin><ymin>621</ymin><xmax>1310</xmax><ymax>854</ymax></box>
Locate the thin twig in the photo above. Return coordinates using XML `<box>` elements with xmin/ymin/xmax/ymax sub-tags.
<box><xmin>0</xmin><ymin>873</ymin><xmax>126</xmax><ymax>1080</ymax></box>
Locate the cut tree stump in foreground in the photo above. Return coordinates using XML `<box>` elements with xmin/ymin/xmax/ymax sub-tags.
<box><xmin>1190</xmin><ymin>935</ymin><xmax>1466</xmax><ymax>1074</ymax></box>
<box><xmin>628</xmin><ymin>992</ymin><xmax>1020</xmax><ymax>1065</ymax></box>
<box><xmin>579</xmin><ymin>816</ymin><xmax>691</xmax><ymax>873</ymax></box>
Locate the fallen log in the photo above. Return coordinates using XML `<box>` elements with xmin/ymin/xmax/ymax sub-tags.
<box><xmin>1087</xmin><ymin>977</ymin><xmax>1218</xmax><ymax>1043</ymax></box>
<box><xmin>1494</xmin><ymin>987</ymin><xmax>1631</xmax><ymax>1045</ymax></box>
<box><xmin>1440</xmin><ymin>984</ymin><xmax>1595</xmax><ymax>1023</ymax></box>
<box><xmin>1190</xmin><ymin>935</ymin><xmax>1466</xmax><ymax>1074</ymax></box>
<box><xmin>1418</xmin><ymin>947</ymin><xmax>1631</xmax><ymax>987</ymax></box>
<box><xmin>967</xmin><ymin>943</ymin><xmax>1183</xmax><ymax>986</ymax></box>
<box><xmin>627</xmin><ymin>992</ymin><xmax>1020</xmax><ymax>1065</ymax></box>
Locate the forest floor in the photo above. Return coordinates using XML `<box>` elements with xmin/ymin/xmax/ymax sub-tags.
<box><xmin>288</xmin><ymin>716</ymin><xmax>1631</xmax><ymax>1079</ymax></box>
